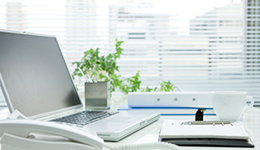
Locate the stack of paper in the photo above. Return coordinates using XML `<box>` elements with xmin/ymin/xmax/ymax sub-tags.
<box><xmin>159</xmin><ymin>120</ymin><xmax>254</xmax><ymax>147</ymax></box>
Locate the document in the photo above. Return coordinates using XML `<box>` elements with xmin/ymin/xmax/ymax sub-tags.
<box><xmin>159</xmin><ymin>120</ymin><xmax>254</xmax><ymax>147</ymax></box>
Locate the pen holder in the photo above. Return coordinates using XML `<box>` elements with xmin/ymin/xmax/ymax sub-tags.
<box><xmin>85</xmin><ymin>81</ymin><xmax>110</xmax><ymax>110</ymax></box>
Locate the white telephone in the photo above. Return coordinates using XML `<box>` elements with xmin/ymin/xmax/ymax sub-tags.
<box><xmin>0</xmin><ymin>119</ymin><xmax>104</xmax><ymax>150</ymax></box>
<box><xmin>0</xmin><ymin>109</ymin><xmax>179</xmax><ymax>150</ymax></box>
<box><xmin>0</xmin><ymin>119</ymin><xmax>180</xmax><ymax>150</ymax></box>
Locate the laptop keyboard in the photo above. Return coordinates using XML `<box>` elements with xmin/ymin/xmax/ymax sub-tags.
<box><xmin>51</xmin><ymin>110</ymin><xmax>119</xmax><ymax>126</ymax></box>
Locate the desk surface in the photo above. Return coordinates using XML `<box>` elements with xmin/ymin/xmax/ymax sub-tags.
<box><xmin>105</xmin><ymin>107</ymin><xmax>260</xmax><ymax>150</ymax></box>
<box><xmin>0</xmin><ymin>107</ymin><xmax>259</xmax><ymax>150</ymax></box>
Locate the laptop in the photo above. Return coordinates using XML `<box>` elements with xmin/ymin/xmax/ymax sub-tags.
<box><xmin>0</xmin><ymin>30</ymin><xmax>160</xmax><ymax>141</ymax></box>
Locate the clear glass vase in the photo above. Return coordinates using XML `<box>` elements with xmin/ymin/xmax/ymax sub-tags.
<box><xmin>110</xmin><ymin>91</ymin><xmax>127</xmax><ymax>111</ymax></box>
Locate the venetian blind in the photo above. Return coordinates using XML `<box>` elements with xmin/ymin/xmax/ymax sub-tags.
<box><xmin>0</xmin><ymin>0</ymin><xmax>259</xmax><ymax>108</ymax></box>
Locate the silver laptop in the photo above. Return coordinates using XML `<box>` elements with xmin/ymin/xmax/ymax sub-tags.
<box><xmin>0</xmin><ymin>30</ymin><xmax>160</xmax><ymax>141</ymax></box>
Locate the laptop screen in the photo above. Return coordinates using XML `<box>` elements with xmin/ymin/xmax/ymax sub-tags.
<box><xmin>0</xmin><ymin>31</ymin><xmax>82</xmax><ymax>117</ymax></box>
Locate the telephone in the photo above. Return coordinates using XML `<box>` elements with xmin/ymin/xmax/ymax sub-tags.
<box><xmin>0</xmin><ymin>119</ymin><xmax>104</xmax><ymax>150</ymax></box>
<box><xmin>0</xmin><ymin>119</ymin><xmax>179</xmax><ymax>150</ymax></box>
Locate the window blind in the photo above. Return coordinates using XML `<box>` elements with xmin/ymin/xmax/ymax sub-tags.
<box><xmin>0</xmin><ymin>0</ymin><xmax>259</xmax><ymax>107</ymax></box>
<box><xmin>245</xmin><ymin>0</ymin><xmax>260</xmax><ymax>106</ymax></box>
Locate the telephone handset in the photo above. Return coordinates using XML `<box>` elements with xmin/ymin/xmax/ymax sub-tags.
<box><xmin>0</xmin><ymin>119</ymin><xmax>104</xmax><ymax>150</ymax></box>
<box><xmin>0</xmin><ymin>119</ymin><xmax>179</xmax><ymax>150</ymax></box>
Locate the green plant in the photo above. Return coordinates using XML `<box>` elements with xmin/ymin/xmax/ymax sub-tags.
<box><xmin>140</xmin><ymin>80</ymin><xmax>176</xmax><ymax>92</ymax></box>
<box><xmin>119</xmin><ymin>70</ymin><xmax>141</xmax><ymax>94</ymax></box>
<box><xmin>72</xmin><ymin>38</ymin><xmax>177</xmax><ymax>94</ymax></box>
<box><xmin>72</xmin><ymin>38</ymin><xmax>123</xmax><ymax>79</ymax></box>
<box><xmin>159</xmin><ymin>80</ymin><xmax>176</xmax><ymax>92</ymax></box>
<box><xmin>71</xmin><ymin>38</ymin><xmax>141</xmax><ymax>94</ymax></box>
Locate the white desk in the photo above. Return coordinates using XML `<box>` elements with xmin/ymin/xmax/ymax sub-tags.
<box><xmin>0</xmin><ymin>107</ymin><xmax>259</xmax><ymax>150</ymax></box>
<box><xmin>105</xmin><ymin>107</ymin><xmax>260</xmax><ymax>150</ymax></box>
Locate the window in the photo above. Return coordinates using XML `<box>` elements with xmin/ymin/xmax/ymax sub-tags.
<box><xmin>0</xmin><ymin>0</ymin><xmax>259</xmax><ymax>108</ymax></box>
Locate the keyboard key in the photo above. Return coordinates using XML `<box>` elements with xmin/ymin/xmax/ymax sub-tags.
<box><xmin>51</xmin><ymin>111</ymin><xmax>119</xmax><ymax>125</ymax></box>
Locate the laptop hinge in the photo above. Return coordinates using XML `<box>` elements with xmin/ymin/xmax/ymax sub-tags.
<box><xmin>36</xmin><ymin>107</ymin><xmax>84</xmax><ymax>121</ymax></box>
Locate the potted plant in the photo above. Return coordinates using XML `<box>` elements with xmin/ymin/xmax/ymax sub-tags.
<box><xmin>71</xmin><ymin>39</ymin><xmax>178</xmax><ymax>110</ymax></box>
<box><xmin>71</xmin><ymin>38</ymin><xmax>178</xmax><ymax>94</ymax></box>
<box><xmin>71</xmin><ymin>38</ymin><xmax>141</xmax><ymax>94</ymax></box>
